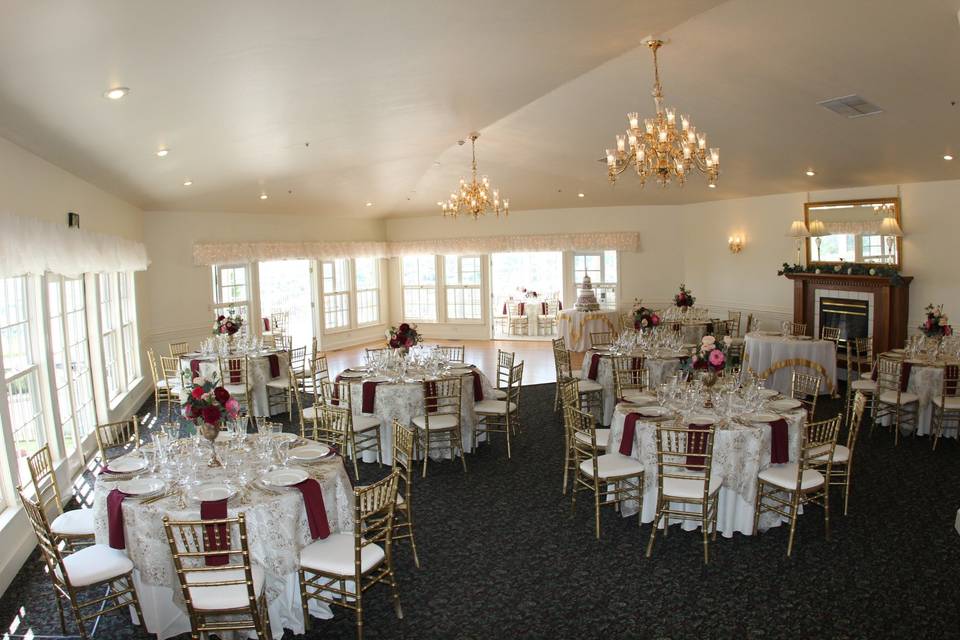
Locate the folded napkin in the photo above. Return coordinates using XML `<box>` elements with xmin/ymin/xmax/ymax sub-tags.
<box><xmin>501</xmin><ymin>303</ymin><xmax>507</xmax><ymax>315</ymax></box>
<box><xmin>330</xmin><ymin>374</ymin><xmax>343</xmax><ymax>406</ymax></box>
<box><xmin>189</xmin><ymin>359</ymin><xmax>201</xmax><ymax>380</ymax></box>
<box><xmin>201</xmin><ymin>499</ymin><xmax>230</xmax><ymax>566</ymax></box>
<box><xmin>685</xmin><ymin>423</ymin><xmax>711</xmax><ymax>470</ymax></box>
<box><xmin>267</xmin><ymin>354</ymin><xmax>281</xmax><ymax>378</ymax></box>
<box><xmin>424</xmin><ymin>380</ymin><xmax>438</xmax><ymax>414</ymax></box>
<box><xmin>262</xmin><ymin>317</ymin><xmax>271</xmax><ymax>332</ymax></box>
<box><xmin>766</xmin><ymin>418</ymin><xmax>790</xmax><ymax>464</ymax></box>
<box><xmin>292</xmin><ymin>478</ymin><xmax>330</xmax><ymax>540</ymax></box>
<box><xmin>518</xmin><ymin>302</ymin><xmax>525</xmax><ymax>315</ymax></box>
<box><xmin>620</xmin><ymin>413</ymin><xmax>642</xmax><ymax>456</ymax></box>
<box><xmin>587</xmin><ymin>353</ymin><xmax>602</xmax><ymax>381</ymax></box>
<box><xmin>107</xmin><ymin>489</ymin><xmax>131</xmax><ymax>549</ymax></box>
<box><xmin>361</xmin><ymin>380</ymin><xmax>382</xmax><ymax>413</ymax></box>
<box><xmin>471</xmin><ymin>371</ymin><xmax>484</xmax><ymax>402</ymax></box>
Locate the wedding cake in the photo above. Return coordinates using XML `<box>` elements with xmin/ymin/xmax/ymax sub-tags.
<box><xmin>575</xmin><ymin>274</ymin><xmax>600</xmax><ymax>311</ymax></box>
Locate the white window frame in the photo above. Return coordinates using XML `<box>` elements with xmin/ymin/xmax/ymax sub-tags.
<box><xmin>211</xmin><ymin>264</ymin><xmax>252</xmax><ymax>329</ymax></box>
<box><xmin>572</xmin><ymin>250</ymin><xmax>618</xmax><ymax>310</ymax></box>
<box><xmin>118</xmin><ymin>272</ymin><xmax>141</xmax><ymax>386</ymax></box>
<box><xmin>401</xmin><ymin>256</ymin><xmax>438</xmax><ymax>322</ymax></box>
<box><xmin>353</xmin><ymin>257</ymin><xmax>381</xmax><ymax>327</ymax></box>
<box><xmin>443</xmin><ymin>255</ymin><xmax>483</xmax><ymax>322</ymax></box>
<box><xmin>320</xmin><ymin>258</ymin><xmax>352</xmax><ymax>332</ymax></box>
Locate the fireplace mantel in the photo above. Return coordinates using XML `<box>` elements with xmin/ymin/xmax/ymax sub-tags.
<box><xmin>784</xmin><ymin>273</ymin><xmax>912</xmax><ymax>354</ymax></box>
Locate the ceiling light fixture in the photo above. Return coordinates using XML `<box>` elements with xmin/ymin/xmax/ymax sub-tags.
<box><xmin>805</xmin><ymin>169</ymin><xmax>816</xmax><ymax>176</ymax></box>
<box><xmin>365</xmin><ymin>202</ymin><xmax>373</xmax><ymax>207</ymax></box>
<box><xmin>440</xmin><ymin>132</ymin><xmax>509</xmax><ymax>219</ymax></box>
<box><xmin>944</xmin><ymin>154</ymin><xmax>954</xmax><ymax>161</ymax></box>
<box><xmin>577</xmin><ymin>192</ymin><xmax>585</xmax><ymax>198</ymax></box>
<box><xmin>259</xmin><ymin>193</ymin><xmax>268</xmax><ymax>200</ymax></box>
<box><xmin>708</xmin><ymin>183</ymin><xmax>716</xmax><ymax>188</ymax></box>
<box><xmin>103</xmin><ymin>87</ymin><xmax>129</xmax><ymax>100</ymax></box>
<box><xmin>156</xmin><ymin>148</ymin><xmax>169</xmax><ymax>157</ymax></box>
<box><xmin>605</xmin><ymin>40</ymin><xmax>719</xmax><ymax>188</ymax></box>
<box><xmin>183</xmin><ymin>179</ymin><xmax>193</xmax><ymax>186</ymax></box>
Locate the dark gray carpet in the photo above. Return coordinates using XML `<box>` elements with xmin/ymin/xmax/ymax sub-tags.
<box><xmin>1</xmin><ymin>383</ymin><xmax>959</xmax><ymax>639</ymax></box>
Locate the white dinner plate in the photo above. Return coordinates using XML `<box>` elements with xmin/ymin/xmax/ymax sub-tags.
<box><xmin>117</xmin><ymin>477</ymin><xmax>165</xmax><ymax>497</ymax></box>
<box><xmin>261</xmin><ymin>467</ymin><xmax>309</xmax><ymax>487</ymax></box>
<box><xmin>108</xmin><ymin>455</ymin><xmax>147</xmax><ymax>474</ymax></box>
<box><xmin>289</xmin><ymin>444</ymin><xmax>332</xmax><ymax>461</ymax></box>
<box><xmin>758</xmin><ymin>388</ymin><xmax>779</xmax><ymax>399</ymax></box>
<box><xmin>688</xmin><ymin>414</ymin><xmax>716</xmax><ymax>426</ymax></box>
<box><xmin>338</xmin><ymin>370</ymin><xmax>366</xmax><ymax>378</ymax></box>
<box><xmin>272</xmin><ymin>432</ymin><xmax>299</xmax><ymax>444</ymax></box>
<box><xmin>636</xmin><ymin>405</ymin><xmax>672</xmax><ymax>417</ymax></box>
<box><xmin>447</xmin><ymin>367</ymin><xmax>473</xmax><ymax>376</ymax></box>
<box><xmin>768</xmin><ymin>398</ymin><xmax>803</xmax><ymax>411</ymax></box>
<box><xmin>743</xmin><ymin>411</ymin><xmax>781</xmax><ymax>423</ymax></box>
<box><xmin>188</xmin><ymin>481</ymin><xmax>236</xmax><ymax>503</ymax></box>
<box><xmin>623</xmin><ymin>392</ymin><xmax>657</xmax><ymax>405</ymax></box>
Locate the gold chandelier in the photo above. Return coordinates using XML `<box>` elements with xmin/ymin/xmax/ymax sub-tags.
<box><xmin>440</xmin><ymin>132</ymin><xmax>509</xmax><ymax>219</ymax></box>
<box><xmin>605</xmin><ymin>40</ymin><xmax>719</xmax><ymax>188</ymax></box>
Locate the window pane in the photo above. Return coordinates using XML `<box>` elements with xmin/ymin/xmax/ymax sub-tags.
<box><xmin>603</xmin><ymin>251</ymin><xmax>618</xmax><ymax>283</ymax></box>
<box><xmin>259</xmin><ymin>259</ymin><xmax>315</xmax><ymax>346</ymax></box>
<box><xmin>444</xmin><ymin>256</ymin><xmax>459</xmax><ymax>285</ymax></box>
<box><xmin>8</xmin><ymin>372</ymin><xmax>44</xmax><ymax>481</ymax></box>
<box><xmin>1</xmin><ymin>276</ymin><xmax>32</xmax><ymax>376</ymax></box>
<box><xmin>461</xmin><ymin>257</ymin><xmax>481</xmax><ymax>285</ymax></box>
<box><xmin>355</xmin><ymin>258</ymin><xmax>378</xmax><ymax>290</ymax></box>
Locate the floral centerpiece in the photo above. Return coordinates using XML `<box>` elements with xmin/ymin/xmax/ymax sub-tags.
<box><xmin>213</xmin><ymin>311</ymin><xmax>243</xmax><ymax>336</ymax></box>
<box><xmin>631</xmin><ymin>300</ymin><xmax>661</xmax><ymax>331</ymax></box>
<box><xmin>674</xmin><ymin>283</ymin><xmax>696</xmax><ymax>308</ymax></box>
<box><xmin>183</xmin><ymin>374</ymin><xmax>241</xmax><ymax>467</ymax></box>
<box><xmin>919</xmin><ymin>304</ymin><xmax>953</xmax><ymax>338</ymax></box>
<box><xmin>387</xmin><ymin>322</ymin><xmax>421</xmax><ymax>351</ymax></box>
<box><xmin>520</xmin><ymin>287</ymin><xmax>539</xmax><ymax>299</ymax></box>
<box><xmin>690</xmin><ymin>335</ymin><xmax>729</xmax><ymax>382</ymax></box>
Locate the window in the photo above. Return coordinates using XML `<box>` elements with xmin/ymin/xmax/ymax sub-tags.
<box><xmin>118</xmin><ymin>273</ymin><xmax>140</xmax><ymax>385</ymax></box>
<box><xmin>573</xmin><ymin>250</ymin><xmax>618</xmax><ymax>308</ymax></box>
<box><xmin>321</xmin><ymin>259</ymin><xmax>351</xmax><ymax>330</ymax></box>
<box><xmin>99</xmin><ymin>272</ymin><xmax>141</xmax><ymax>403</ymax></box>
<box><xmin>1</xmin><ymin>276</ymin><xmax>45</xmax><ymax>480</ymax></box>
<box><xmin>258</xmin><ymin>260</ymin><xmax>315</xmax><ymax>346</ymax></box>
<box><xmin>444</xmin><ymin>256</ymin><xmax>482</xmax><ymax>320</ymax></box>
<box><xmin>354</xmin><ymin>258</ymin><xmax>380</xmax><ymax>325</ymax></box>
<box><xmin>99</xmin><ymin>274</ymin><xmax>122</xmax><ymax>400</ymax></box>
<box><xmin>401</xmin><ymin>256</ymin><xmax>437</xmax><ymax>321</ymax></box>
<box><xmin>212</xmin><ymin>264</ymin><xmax>251</xmax><ymax>327</ymax></box>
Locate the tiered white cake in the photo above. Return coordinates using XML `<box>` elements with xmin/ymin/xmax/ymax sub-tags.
<box><xmin>575</xmin><ymin>274</ymin><xmax>600</xmax><ymax>311</ymax></box>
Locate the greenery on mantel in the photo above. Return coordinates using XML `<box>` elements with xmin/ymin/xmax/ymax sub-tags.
<box><xmin>777</xmin><ymin>262</ymin><xmax>905</xmax><ymax>286</ymax></box>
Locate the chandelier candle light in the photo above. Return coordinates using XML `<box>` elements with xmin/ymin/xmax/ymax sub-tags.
<box><xmin>440</xmin><ymin>132</ymin><xmax>509</xmax><ymax>219</ymax></box>
<box><xmin>605</xmin><ymin>40</ymin><xmax>719</xmax><ymax>188</ymax></box>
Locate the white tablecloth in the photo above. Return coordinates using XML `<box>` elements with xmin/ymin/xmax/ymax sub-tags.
<box><xmin>743</xmin><ymin>332</ymin><xmax>837</xmax><ymax>397</ymax></box>
<box><xmin>578</xmin><ymin>350</ymin><xmax>683</xmax><ymax>425</ymax></box>
<box><xmin>558</xmin><ymin>309</ymin><xmax>620</xmax><ymax>352</ymax></box>
<box><xmin>180</xmin><ymin>351</ymin><xmax>288</xmax><ymax>417</ymax></box>
<box><xmin>607</xmin><ymin>404</ymin><xmax>806</xmax><ymax>536</ymax></box>
<box><xmin>876</xmin><ymin>357</ymin><xmax>957</xmax><ymax>439</ymax></box>
<box><xmin>93</xmin><ymin>436</ymin><xmax>354</xmax><ymax>639</ymax></box>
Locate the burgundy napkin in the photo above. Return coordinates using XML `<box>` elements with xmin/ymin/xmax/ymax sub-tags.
<box><xmin>541</xmin><ymin>301</ymin><xmax>548</xmax><ymax>314</ymax></box>
<box><xmin>107</xmin><ymin>489</ymin><xmax>131</xmax><ymax>549</ymax></box>
<box><xmin>620</xmin><ymin>413</ymin><xmax>641</xmax><ymax>456</ymax></box>
<box><xmin>425</xmin><ymin>380</ymin><xmax>438</xmax><ymax>414</ymax></box>
<box><xmin>946</xmin><ymin>364</ymin><xmax>958</xmax><ymax>395</ymax></box>
<box><xmin>267</xmin><ymin>354</ymin><xmax>281</xmax><ymax>378</ymax></box>
<box><xmin>685</xmin><ymin>422</ymin><xmax>711</xmax><ymax>470</ymax></box>
<box><xmin>331</xmin><ymin>374</ymin><xmax>343</xmax><ymax>406</ymax></box>
<box><xmin>262</xmin><ymin>317</ymin><xmax>271</xmax><ymax>332</ymax></box>
<box><xmin>588</xmin><ymin>353</ymin><xmax>602</xmax><ymax>381</ymax></box>
<box><xmin>201</xmin><ymin>499</ymin><xmax>230</xmax><ymax>566</ymax></box>
<box><xmin>518</xmin><ymin>302</ymin><xmax>525</xmax><ymax>315</ymax></box>
<box><xmin>471</xmin><ymin>371</ymin><xmax>484</xmax><ymax>401</ymax></box>
<box><xmin>558</xmin><ymin>300</ymin><xmax>563</xmax><ymax>310</ymax></box>
<box><xmin>501</xmin><ymin>303</ymin><xmax>507</xmax><ymax>315</ymax></box>
<box><xmin>871</xmin><ymin>365</ymin><xmax>878</xmax><ymax>382</ymax></box>
<box><xmin>767</xmin><ymin>418</ymin><xmax>789</xmax><ymax>464</ymax></box>
<box><xmin>900</xmin><ymin>361</ymin><xmax>913</xmax><ymax>392</ymax></box>
<box><xmin>361</xmin><ymin>380</ymin><xmax>381</xmax><ymax>413</ymax></box>
<box><xmin>292</xmin><ymin>478</ymin><xmax>330</xmax><ymax>540</ymax></box>
<box><xmin>190</xmin><ymin>359</ymin><xmax>201</xmax><ymax>379</ymax></box>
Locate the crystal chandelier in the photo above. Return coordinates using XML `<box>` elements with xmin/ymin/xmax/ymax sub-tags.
<box><xmin>605</xmin><ymin>40</ymin><xmax>719</xmax><ymax>188</ymax></box>
<box><xmin>440</xmin><ymin>132</ymin><xmax>509</xmax><ymax>219</ymax></box>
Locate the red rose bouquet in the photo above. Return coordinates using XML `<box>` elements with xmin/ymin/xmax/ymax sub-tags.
<box><xmin>690</xmin><ymin>335</ymin><xmax>727</xmax><ymax>372</ymax></box>
<box><xmin>632</xmin><ymin>301</ymin><xmax>660</xmax><ymax>331</ymax></box>
<box><xmin>920</xmin><ymin>304</ymin><xmax>952</xmax><ymax>338</ymax></box>
<box><xmin>387</xmin><ymin>323</ymin><xmax>421</xmax><ymax>350</ymax></box>
<box><xmin>213</xmin><ymin>311</ymin><xmax>243</xmax><ymax>336</ymax></box>
<box><xmin>182</xmin><ymin>375</ymin><xmax>241</xmax><ymax>425</ymax></box>
<box><xmin>674</xmin><ymin>283</ymin><xmax>696</xmax><ymax>308</ymax></box>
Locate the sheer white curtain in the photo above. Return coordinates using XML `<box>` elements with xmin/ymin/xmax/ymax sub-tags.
<box><xmin>0</xmin><ymin>212</ymin><xmax>149</xmax><ymax>277</ymax></box>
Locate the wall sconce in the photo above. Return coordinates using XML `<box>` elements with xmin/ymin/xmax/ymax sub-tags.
<box><xmin>728</xmin><ymin>234</ymin><xmax>744</xmax><ymax>254</ymax></box>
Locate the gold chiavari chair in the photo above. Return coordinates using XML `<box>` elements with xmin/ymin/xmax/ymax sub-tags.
<box><xmin>94</xmin><ymin>417</ymin><xmax>140</xmax><ymax>469</ymax></box>
<box><xmin>824</xmin><ymin>391</ymin><xmax>867</xmax><ymax>515</ymax></box>
<box><xmin>744</xmin><ymin>313</ymin><xmax>755</xmax><ymax>334</ymax></box>
<box><xmin>365</xmin><ymin>347</ymin><xmax>392</xmax><ymax>359</ymax></box>
<box><xmin>754</xmin><ymin>414</ymin><xmax>842</xmax><ymax>556</ymax></box>
<box><xmin>169</xmin><ymin>340</ymin><xmax>191</xmax><ymax>357</ymax></box>
<box><xmin>873</xmin><ymin>355</ymin><xmax>919</xmax><ymax>445</ymax></box>
<box><xmin>846</xmin><ymin>337</ymin><xmax>876</xmax><ymax>423</ymax></box>
<box><xmin>568</xmin><ymin>405</ymin><xmax>645</xmax><ymax>539</ymax></box>
<box><xmin>305</xmin><ymin>403</ymin><xmax>350</xmax><ymax>454</ymax></box>
<box><xmin>507</xmin><ymin>301</ymin><xmax>529</xmax><ymax>336</ymax></box>
<box><xmin>270</xmin><ymin>311</ymin><xmax>289</xmax><ymax>336</ymax></box>
<box><xmin>537</xmin><ymin>299</ymin><xmax>561</xmax><ymax>335</ymax></box>
<box><xmin>412</xmin><ymin>377</ymin><xmax>466</xmax><ymax>477</ymax></box>
<box><xmin>790</xmin><ymin>370</ymin><xmax>822</xmax><ymax>420</ymax></box>
<box><xmin>299</xmin><ymin>471</ymin><xmax>402</xmax><ymax>639</ymax></box>
<box><xmin>265</xmin><ymin>351</ymin><xmax>299</xmax><ymax>416</ymax></box>
<box><xmin>19</xmin><ymin>488</ymin><xmax>144</xmax><ymax>640</ymax></box>
<box><xmin>726</xmin><ymin>341</ymin><xmax>745</xmax><ymax>368</ymax></box>
<box><xmin>560</xmin><ymin>378</ymin><xmax>610</xmax><ymax>495</ymax></box>
<box><xmin>159</xmin><ymin>354</ymin><xmax>186</xmax><ymax>415</ymax></box>
<box><xmin>288</xmin><ymin>366</ymin><xmax>313</xmax><ymax>436</ymax></box>
<box><xmin>302</xmin><ymin>353</ymin><xmax>331</xmax><ymax>401</ymax></box>
<box><xmin>646</xmin><ymin>420</ymin><xmax>723</xmax><ymax>564</ymax></box>
<box><xmin>391</xmin><ymin>420</ymin><xmax>420</xmax><ymax>568</ymax></box>
<box><xmin>268</xmin><ymin>334</ymin><xmax>293</xmax><ymax>351</ymax></box>
<box><xmin>147</xmin><ymin>348</ymin><xmax>171</xmax><ymax>419</ymax></box>
<box><xmin>589</xmin><ymin>331</ymin><xmax>615</xmax><ymax>349</ymax></box>
<box><xmin>821</xmin><ymin>325</ymin><xmax>841</xmax><ymax>346</ymax></box>
<box><xmin>618</xmin><ymin>312</ymin><xmax>634</xmax><ymax>333</ymax></box>
<box><xmin>427</xmin><ymin>344</ymin><xmax>465</xmax><ymax>362</ymax></box>
<box><xmin>554</xmin><ymin>346</ymin><xmax>601</xmax><ymax>415</ymax></box>
<box><xmin>727</xmin><ymin>310</ymin><xmax>742</xmax><ymax>337</ymax></box>
<box><xmin>612</xmin><ymin>355</ymin><xmax>649</xmax><ymax>403</ymax></box>
<box><xmin>931</xmin><ymin>363</ymin><xmax>960</xmax><ymax>450</ymax></box>
<box><xmin>321</xmin><ymin>378</ymin><xmax>383</xmax><ymax>478</ymax></box>
<box><xmin>163</xmin><ymin>513</ymin><xmax>272</xmax><ymax>639</ymax></box>
<box><xmin>785</xmin><ymin>321</ymin><xmax>808</xmax><ymax>337</ymax></box>
<box><xmin>27</xmin><ymin>445</ymin><xmax>94</xmax><ymax>549</ymax></box>
<box><xmin>218</xmin><ymin>356</ymin><xmax>253</xmax><ymax>416</ymax></box>
<box><xmin>487</xmin><ymin>349</ymin><xmax>515</xmax><ymax>400</ymax></box>
<box><xmin>474</xmin><ymin>362</ymin><xmax>523</xmax><ymax>458</ymax></box>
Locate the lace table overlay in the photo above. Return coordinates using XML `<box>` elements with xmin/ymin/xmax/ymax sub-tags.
<box><xmin>578</xmin><ymin>349</ymin><xmax>682</xmax><ymax>425</ymax></box>
<box><xmin>558</xmin><ymin>310</ymin><xmax>620</xmax><ymax>352</ymax></box>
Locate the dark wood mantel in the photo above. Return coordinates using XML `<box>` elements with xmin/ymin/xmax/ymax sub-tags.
<box><xmin>784</xmin><ymin>273</ymin><xmax>913</xmax><ymax>354</ymax></box>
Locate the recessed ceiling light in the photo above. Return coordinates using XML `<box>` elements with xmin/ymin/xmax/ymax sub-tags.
<box><xmin>365</xmin><ymin>201</ymin><xmax>373</xmax><ymax>207</ymax></box>
<box><xmin>708</xmin><ymin>183</ymin><xmax>717</xmax><ymax>188</ymax></box>
<box><xmin>259</xmin><ymin>193</ymin><xmax>268</xmax><ymax>200</ymax></box>
<box><xmin>183</xmin><ymin>179</ymin><xmax>193</xmax><ymax>186</ymax></box>
<box><xmin>103</xmin><ymin>87</ymin><xmax>129</xmax><ymax>100</ymax></box>
<box><xmin>156</xmin><ymin>148</ymin><xmax>169</xmax><ymax>157</ymax></box>
<box><xmin>805</xmin><ymin>169</ymin><xmax>816</xmax><ymax>176</ymax></box>
<box><xmin>577</xmin><ymin>192</ymin><xmax>585</xmax><ymax>198</ymax></box>
<box><xmin>944</xmin><ymin>154</ymin><xmax>954</xmax><ymax>161</ymax></box>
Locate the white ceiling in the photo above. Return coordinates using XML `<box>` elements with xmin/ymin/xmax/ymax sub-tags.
<box><xmin>1</xmin><ymin>0</ymin><xmax>959</xmax><ymax>218</ymax></box>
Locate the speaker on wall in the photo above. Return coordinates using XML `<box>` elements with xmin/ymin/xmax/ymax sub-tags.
<box><xmin>67</xmin><ymin>212</ymin><xmax>80</xmax><ymax>228</ymax></box>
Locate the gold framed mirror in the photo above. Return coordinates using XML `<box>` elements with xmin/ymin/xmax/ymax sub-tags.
<box><xmin>804</xmin><ymin>197</ymin><xmax>902</xmax><ymax>269</ymax></box>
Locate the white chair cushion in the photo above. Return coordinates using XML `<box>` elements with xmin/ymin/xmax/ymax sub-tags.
<box><xmin>411</xmin><ymin>414</ymin><xmax>458</xmax><ymax>430</ymax></box>
<box><xmin>571</xmin><ymin>371</ymin><xmax>584</xmax><ymax>380</ymax></box>
<box><xmin>51</xmin><ymin>508</ymin><xmax>95</xmax><ymax>537</ymax></box>
<box><xmin>299</xmin><ymin>532</ymin><xmax>385</xmax><ymax>576</ymax></box>
<box><xmin>302</xmin><ymin>406</ymin><xmax>320</xmax><ymax>421</ymax></box>
<box><xmin>662</xmin><ymin>474</ymin><xmax>722</xmax><ymax>500</ymax></box>
<box><xmin>156</xmin><ymin>379</ymin><xmax>182</xmax><ymax>392</ymax></box>
<box><xmin>487</xmin><ymin>388</ymin><xmax>507</xmax><ymax>400</ymax></box>
<box><xmin>474</xmin><ymin>399</ymin><xmax>517</xmax><ymax>415</ymax></box>
<box><xmin>224</xmin><ymin>383</ymin><xmax>248</xmax><ymax>396</ymax></box>
<box><xmin>56</xmin><ymin>544</ymin><xmax>134</xmax><ymax>587</ymax></box>
<box><xmin>831</xmin><ymin>444</ymin><xmax>850</xmax><ymax>463</ymax></box>
<box><xmin>575</xmin><ymin>428</ymin><xmax>610</xmax><ymax>449</ymax></box>
<box><xmin>932</xmin><ymin>396</ymin><xmax>960</xmax><ymax>410</ymax></box>
<box><xmin>577</xmin><ymin>379</ymin><xmax>603</xmax><ymax>393</ymax></box>
<box><xmin>878</xmin><ymin>390</ymin><xmax>919</xmax><ymax>405</ymax></box>
<box><xmin>265</xmin><ymin>378</ymin><xmax>291</xmax><ymax>389</ymax></box>
<box><xmin>352</xmin><ymin>414</ymin><xmax>380</xmax><ymax>432</ymax></box>
<box><xmin>579</xmin><ymin>453</ymin><xmax>644</xmax><ymax>479</ymax></box>
<box><xmin>850</xmin><ymin>379</ymin><xmax>877</xmax><ymax>391</ymax></box>
<box><xmin>186</xmin><ymin>565</ymin><xmax>265</xmax><ymax>611</ymax></box>
<box><xmin>758</xmin><ymin>463</ymin><xmax>824</xmax><ymax>491</ymax></box>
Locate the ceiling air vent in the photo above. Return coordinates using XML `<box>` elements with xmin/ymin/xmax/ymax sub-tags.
<box><xmin>817</xmin><ymin>94</ymin><xmax>883</xmax><ymax>118</ymax></box>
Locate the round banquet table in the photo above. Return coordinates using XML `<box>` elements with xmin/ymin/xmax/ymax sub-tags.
<box><xmin>92</xmin><ymin>434</ymin><xmax>353</xmax><ymax>640</ymax></box>
<box><xmin>334</xmin><ymin>366</ymin><xmax>497</xmax><ymax>465</ymax></box>
<box><xmin>608</xmin><ymin>402</ymin><xmax>806</xmax><ymax>537</ymax></box>
<box><xmin>578</xmin><ymin>349</ymin><xmax>684</xmax><ymax>425</ymax></box>
<box><xmin>742</xmin><ymin>332</ymin><xmax>837</xmax><ymax>397</ymax></box>
<box><xmin>666</xmin><ymin>319</ymin><xmax>716</xmax><ymax>346</ymax></box>
<box><xmin>558</xmin><ymin>309</ymin><xmax>620</xmax><ymax>352</ymax></box>
<box><xmin>180</xmin><ymin>350</ymin><xmax>288</xmax><ymax>417</ymax></box>
<box><xmin>875</xmin><ymin>352</ymin><xmax>957</xmax><ymax>438</ymax></box>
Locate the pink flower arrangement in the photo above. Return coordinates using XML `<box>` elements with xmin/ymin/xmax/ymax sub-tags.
<box><xmin>632</xmin><ymin>301</ymin><xmax>661</xmax><ymax>330</ymax></box>
<box><xmin>387</xmin><ymin>322</ymin><xmax>421</xmax><ymax>350</ymax></box>
<box><xmin>213</xmin><ymin>311</ymin><xmax>243</xmax><ymax>336</ymax></box>
<box><xmin>691</xmin><ymin>335</ymin><xmax>726</xmax><ymax>372</ymax></box>
<box><xmin>674</xmin><ymin>283</ymin><xmax>696</xmax><ymax>308</ymax></box>
<box><xmin>919</xmin><ymin>304</ymin><xmax>952</xmax><ymax>337</ymax></box>
<box><xmin>183</xmin><ymin>375</ymin><xmax>240</xmax><ymax>425</ymax></box>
